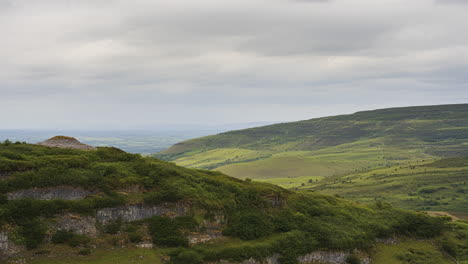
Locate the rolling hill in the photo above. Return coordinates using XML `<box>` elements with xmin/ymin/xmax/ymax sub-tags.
<box><xmin>155</xmin><ymin>104</ymin><xmax>468</xmax><ymax>185</ymax></box>
<box><xmin>1</xmin><ymin>138</ymin><xmax>467</xmax><ymax>264</ymax></box>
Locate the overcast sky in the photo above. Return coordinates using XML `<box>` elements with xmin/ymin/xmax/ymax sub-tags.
<box><xmin>1</xmin><ymin>0</ymin><xmax>467</xmax><ymax>130</ymax></box>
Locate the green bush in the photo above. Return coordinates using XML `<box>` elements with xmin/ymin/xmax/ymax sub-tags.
<box><xmin>346</xmin><ymin>254</ymin><xmax>361</xmax><ymax>264</ymax></box>
<box><xmin>172</xmin><ymin>250</ymin><xmax>203</xmax><ymax>264</ymax></box>
<box><xmin>223</xmin><ymin>210</ymin><xmax>274</xmax><ymax>240</ymax></box>
<box><xmin>148</xmin><ymin>216</ymin><xmax>190</xmax><ymax>247</ymax></box>
<box><xmin>128</xmin><ymin>232</ymin><xmax>143</xmax><ymax>243</ymax></box>
<box><xmin>51</xmin><ymin>230</ymin><xmax>90</xmax><ymax>247</ymax></box>
<box><xmin>19</xmin><ymin>219</ymin><xmax>47</xmax><ymax>249</ymax></box>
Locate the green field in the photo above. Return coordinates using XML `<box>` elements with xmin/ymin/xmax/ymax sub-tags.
<box><xmin>305</xmin><ymin>157</ymin><xmax>468</xmax><ymax>212</ymax></box>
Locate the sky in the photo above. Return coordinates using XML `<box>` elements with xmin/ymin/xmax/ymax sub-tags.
<box><xmin>1</xmin><ymin>0</ymin><xmax>468</xmax><ymax>130</ymax></box>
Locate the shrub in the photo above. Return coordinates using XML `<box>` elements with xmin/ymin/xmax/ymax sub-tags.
<box><xmin>51</xmin><ymin>230</ymin><xmax>75</xmax><ymax>244</ymax></box>
<box><xmin>223</xmin><ymin>210</ymin><xmax>274</xmax><ymax>240</ymax></box>
<box><xmin>19</xmin><ymin>219</ymin><xmax>47</xmax><ymax>249</ymax></box>
<box><xmin>51</xmin><ymin>230</ymin><xmax>90</xmax><ymax>247</ymax></box>
<box><xmin>346</xmin><ymin>254</ymin><xmax>361</xmax><ymax>264</ymax></box>
<box><xmin>78</xmin><ymin>248</ymin><xmax>92</xmax><ymax>255</ymax></box>
<box><xmin>128</xmin><ymin>232</ymin><xmax>143</xmax><ymax>243</ymax></box>
<box><xmin>172</xmin><ymin>250</ymin><xmax>203</xmax><ymax>264</ymax></box>
<box><xmin>103</xmin><ymin>219</ymin><xmax>123</xmax><ymax>234</ymax></box>
<box><xmin>148</xmin><ymin>216</ymin><xmax>189</xmax><ymax>247</ymax></box>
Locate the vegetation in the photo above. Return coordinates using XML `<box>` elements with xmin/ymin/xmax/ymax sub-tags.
<box><xmin>155</xmin><ymin>104</ymin><xmax>468</xmax><ymax>190</ymax></box>
<box><xmin>0</xmin><ymin>142</ymin><xmax>465</xmax><ymax>263</ymax></box>
<box><xmin>305</xmin><ymin>157</ymin><xmax>468</xmax><ymax>213</ymax></box>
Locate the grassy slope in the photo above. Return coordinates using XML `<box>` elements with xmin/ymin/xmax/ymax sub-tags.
<box><xmin>305</xmin><ymin>157</ymin><xmax>468</xmax><ymax>213</ymax></box>
<box><xmin>155</xmin><ymin>104</ymin><xmax>468</xmax><ymax>183</ymax></box>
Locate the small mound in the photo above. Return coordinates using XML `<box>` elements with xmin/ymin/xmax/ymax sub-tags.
<box><xmin>37</xmin><ymin>136</ymin><xmax>96</xmax><ymax>151</ymax></box>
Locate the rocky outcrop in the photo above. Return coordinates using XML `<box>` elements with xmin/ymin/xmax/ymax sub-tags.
<box><xmin>207</xmin><ymin>255</ymin><xmax>280</xmax><ymax>264</ymax></box>
<box><xmin>96</xmin><ymin>203</ymin><xmax>188</xmax><ymax>224</ymax></box>
<box><xmin>0</xmin><ymin>231</ymin><xmax>22</xmax><ymax>259</ymax></box>
<box><xmin>189</xmin><ymin>214</ymin><xmax>225</xmax><ymax>245</ymax></box>
<box><xmin>298</xmin><ymin>251</ymin><xmax>370</xmax><ymax>264</ymax></box>
<box><xmin>207</xmin><ymin>251</ymin><xmax>370</xmax><ymax>264</ymax></box>
<box><xmin>6</xmin><ymin>186</ymin><xmax>92</xmax><ymax>200</ymax></box>
<box><xmin>51</xmin><ymin>214</ymin><xmax>97</xmax><ymax>236</ymax></box>
<box><xmin>36</xmin><ymin>136</ymin><xmax>96</xmax><ymax>150</ymax></box>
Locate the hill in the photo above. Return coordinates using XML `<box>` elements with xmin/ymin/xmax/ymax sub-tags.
<box><xmin>1</xmin><ymin>139</ymin><xmax>466</xmax><ymax>264</ymax></box>
<box><xmin>155</xmin><ymin>104</ymin><xmax>468</xmax><ymax>184</ymax></box>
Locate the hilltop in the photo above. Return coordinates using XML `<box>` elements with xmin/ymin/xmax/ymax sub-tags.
<box><xmin>37</xmin><ymin>136</ymin><xmax>96</xmax><ymax>151</ymax></box>
<box><xmin>155</xmin><ymin>103</ymin><xmax>468</xmax><ymax>185</ymax></box>
<box><xmin>1</xmin><ymin>140</ymin><xmax>466</xmax><ymax>264</ymax></box>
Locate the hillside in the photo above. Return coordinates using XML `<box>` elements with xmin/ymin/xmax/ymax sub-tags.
<box><xmin>1</xmin><ymin>139</ymin><xmax>466</xmax><ymax>264</ymax></box>
<box><xmin>304</xmin><ymin>156</ymin><xmax>468</xmax><ymax>214</ymax></box>
<box><xmin>155</xmin><ymin>104</ymin><xmax>468</xmax><ymax>184</ymax></box>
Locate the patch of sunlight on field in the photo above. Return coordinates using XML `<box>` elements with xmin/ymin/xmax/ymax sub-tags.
<box><xmin>175</xmin><ymin>148</ymin><xmax>270</xmax><ymax>168</ymax></box>
<box><xmin>256</xmin><ymin>176</ymin><xmax>325</xmax><ymax>188</ymax></box>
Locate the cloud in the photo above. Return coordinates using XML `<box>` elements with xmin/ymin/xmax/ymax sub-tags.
<box><xmin>0</xmin><ymin>0</ymin><xmax>467</xmax><ymax>129</ymax></box>
<box><xmin>435</xmin><ymin>0</ymin><xmax>468</xmax><ymax>4</ymax></box>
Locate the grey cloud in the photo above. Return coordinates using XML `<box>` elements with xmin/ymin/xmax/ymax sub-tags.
<box><xmin>435</xmin><ymin>0</ymin><xmax>468</xmax><ymax>4</ymax></box>
<box><xmin>0</xmin><ymin>0</ymin><xmax>467</xmax><ymax>129</ymax></box>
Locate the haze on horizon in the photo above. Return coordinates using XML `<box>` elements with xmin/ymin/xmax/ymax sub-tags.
<box><xmin>1</xmin><ymin>0</ymin><xmax>468</xmax><ymax>130</ymax></box>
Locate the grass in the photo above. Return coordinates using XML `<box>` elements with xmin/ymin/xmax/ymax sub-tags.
<box><xmin>23</xmin><ymin>247</ymin><xmax>162</xmax><ymax>264</ymax></box>
<box><xmin>305</xmin><ymin>157</ymin><xmax>468</xmax><ymax>212</ymax></box>
<box><xmin>372</xmin><ymin>239</ymin><xmax>453</xmax><ymax>264</ymax></box>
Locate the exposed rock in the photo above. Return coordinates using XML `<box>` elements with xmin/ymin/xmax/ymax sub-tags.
<box><xmin>6</xmin><ymin>186</ymin><xmax>92</xmax><ymax>201</ymax></box>
<box><xmin>207</xmin><ymin>251</ymin><xmax>370</xmax><ymax>264</ymax></box>
<box><xmin>96</xmin><ymin>203</ymin><xmax>188</xmax><ymax>224</ymax></box>
<box><xmin>0</xmin><ymin>231</ymin><xmax>22</xmax><ymax>259</ymax></box>
<box><xmin>376</xmin><ymin>237</ymin><xmax>399</xmax><ymax>245</ymax></box>
<box><xmin>207</xmin><ymin>255</ymin><xmax>280</xmax><ymax>264</ymax></box>
<box><xmin>136</xmin><ymin>243</ymin><xmax>153</xmax><ymax>248</ymax></box>
<box><xmin>36</xmin><ymin>136</ymin><xmax>96</xmax><ymax>150</ymax></box>
<box><xmin>51</xmin><ymin>214</ymin><xmax>97</xmax><ymax>237</ymax></box>
<box><xmin>298</xmin><ymin>251</ymin><xmax>370</xmax><ymax>264</ymax></box>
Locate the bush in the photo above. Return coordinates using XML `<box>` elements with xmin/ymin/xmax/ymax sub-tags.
<box><xmin>128</xmin><ymin>232</ymin><xmax>143</xmax><ymax>243</ymax></box>
<box><xmin>148</xmin><ymin>216</ymin><xmax>189</xmax><ymax>247</ymax></box>
<box><xmin>346</xmin><ymin>254</ymin><xmax>361</xmax><ymax>264</ymax></box>
<box><xmin>78</xmin><ymin>248</ymin><xmax>92</xmax><ymax>255</ymax></box>
<box><xmin>51</xmin><ymin>230</ymin><xmax>75</xmax><ymax>244</ymax></box>
<box><xmin>51</xmin><ymin>230</ymin><xmax>90</xmax><ymax>247</ymax></box>
<box><xmin>223</xmin><ymin>210</ymin><xmax>274</xmax><ymax>240</ymax></box>
<box><xmin>103</xmin><ymin>219</ymin><xmax>123</xmax><ymax>234</ymax></box>
<box><xmin>19</xmin><ymin>219</ymin><xmax>47</xmax><ymax>249</ymax></box>
<box><xmin>172</xmin><ymin>250</ymin><xmax>203</xmax><ymax>264</ymax></box>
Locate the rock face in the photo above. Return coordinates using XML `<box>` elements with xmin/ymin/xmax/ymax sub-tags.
<box><xmin>208</xmin><ymin>251</ymin><xmax>370</xmax><ymax>264</ymax></box>
<box><xmin>298</xmin><ymin>251</ymin><xmax>370</xmax><ymax>264</ymax></box>
<box><xmin>96</xmin><ymin>203</ymin><xmax>188</xmax><ymax>224</ymax></box>
<box><xmin>6</xmin><ymin>186</ymin><xmax>92</xmax><ymax>201</ymax></box>
<box><xmin>36</xmin><ymin>136</ymin><xmax>96</xmax><ymax>150</ymax></box>
<box><xmin>51</xmin><ymin>214</ymin><xmax>97</xmax><ymax>237</ymax></box>
<box><xmin>0</xmin><ymin>232</ymin><xmax>22</xmax><ymax>259</ymax></box>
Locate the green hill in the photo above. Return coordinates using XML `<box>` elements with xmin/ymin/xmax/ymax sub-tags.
<box><xmin>155</xmin><ymin>104</ymin><xmax>468</xmax><ymax>184</ymax></box>
<box><xmin>1</xmin><ymin>139</ymin><xmax>467</xmax><ymax>264</ymax></box>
